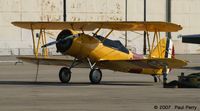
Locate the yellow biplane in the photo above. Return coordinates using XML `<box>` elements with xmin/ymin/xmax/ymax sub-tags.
<box><xmin>12</xmin><ymin>21</ymin><xmax>187</xmax><ymax>87</ymax></box>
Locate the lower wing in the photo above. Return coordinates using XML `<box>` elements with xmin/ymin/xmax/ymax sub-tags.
<box><xmin>17</xmin><ymin>56</ymin><xmax>89</xmax><ymax>68</ymax></box>
<box><xmin>98</xmin><ymin>58</ymin><xmax>187</xmax><ymax>69</ymax></box>
<box><xmin>17</xmin><ymin>56</ymin><xmax>187</xmax><ymax>72</ymax></box>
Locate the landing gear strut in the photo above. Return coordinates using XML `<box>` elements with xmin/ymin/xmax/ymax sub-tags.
<box><xmin>152</xmin><ymin>75</ymin><xmax>162</xmax><ymax>83</ymax></box>
<box><xmin>58</xmin><ymin>58</ymin><xmax>81</xmax><ymax>83</ymax></box>
<box><xmin>87</xmin><ymin>58</ymin><xmax>102</xmax><ymax>84</ymax></box>
<box><xmin>153</xmin><ymin>75</ymin><xmax>157</xmax><ymax>82</ymax></box>
<box><xmin>58</xmin><ymin>57</ymin><xmax>102</xmax><ymax>84</ymax></box>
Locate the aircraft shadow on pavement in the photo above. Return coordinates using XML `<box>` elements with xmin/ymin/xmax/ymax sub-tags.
<box><xmin>182</xmin><ymin>66</ymin><xmax>200</xmax><ymax>70</ymax></box>
<box><xmin>100</xmin><ymin>81</ymin><xmax>153</xmax><ymax>86</ymax></box>
<box><xmin>0</xmin><ymin>81</ymin><xmax>153</xmax><ymax>87</ymax></box>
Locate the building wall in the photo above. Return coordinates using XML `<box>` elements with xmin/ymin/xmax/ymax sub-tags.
<box><xmin>0</xmin><ymin>0</ymin><xmax>63</xmax><ymax>55</ymax></box>
<box><xmin>172</xmin><ymin>0</ymin><xmax>200</xmax><ymax>54</ymax></box>
<box><xmin>0</xmin><ymin>0</ymin><xmax>200</xmax><ymax>55</ymax></box>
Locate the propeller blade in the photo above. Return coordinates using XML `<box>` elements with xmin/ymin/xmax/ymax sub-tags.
<box><xmin>59</xmin><ymin>35</ymin><xmax>74</xmax><ymax>41</ymax></box>
<box><xmin>41</xmin><ymin>41</ymin><xmax>58</xmax><ymax>48</ymax></box>
<box><xmin>41</xmin><ymin>33</ymin><xmax>81</xmax><ymax>48</ymax></box>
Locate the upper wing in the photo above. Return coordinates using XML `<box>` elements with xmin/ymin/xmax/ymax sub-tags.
<box><xmin>98</xmin><ymin>58</ymin><xmax>187</xmax><ymax>69</ymax></box>
<box><xmin>12</xmin><ymin>21</ymin><xmax>182</xmax><ymax>32</ymax></box>
<box><xmin>17</xmin><ymin>56</ymin><xmax>89</xmax><ymax>68</ymax></box>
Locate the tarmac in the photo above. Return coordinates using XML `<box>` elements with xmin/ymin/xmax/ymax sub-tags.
<box><xmin>0</xmin><ymin>55</ymin><xmax>199</xmax><ymax>111</ymax></box>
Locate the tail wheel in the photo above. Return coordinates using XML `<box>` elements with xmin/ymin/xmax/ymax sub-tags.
<box><xmin>59</xmin><ymin>67</ymin><xmax>71</xmax><ymax>83</ymax></box>
<box><xmin>89</xmin><ymin>69</ymin><xmax>102</xmax><ymax>84</ymax></box>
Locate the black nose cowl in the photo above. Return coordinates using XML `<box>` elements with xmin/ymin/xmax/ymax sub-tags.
<box><xmin>56</xmin><ymin>30</ymin><xmax>73</xmax><ymax>53</ymax></box>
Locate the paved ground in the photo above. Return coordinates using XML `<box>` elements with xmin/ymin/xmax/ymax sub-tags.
<box><xmin>0</xmin><ymin>55</ymin><xmax>199</xmax><ymax>111</ymax></box>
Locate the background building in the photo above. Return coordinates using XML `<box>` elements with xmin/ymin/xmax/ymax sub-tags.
<box><xmin>0</xmin><ymin>0</ymin><xmax>200</xmax><ymax>55</ymax></box>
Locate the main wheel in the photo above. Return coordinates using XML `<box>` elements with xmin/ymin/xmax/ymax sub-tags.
<box><xmin>89</xmin><ymin>69</ymin><xmax>102</xmax><ymax>84</ymax></box>
<box><xmin>59</xmin><ymin>67</ymin><xmax>71</xmax><ymax>83</ymax></box>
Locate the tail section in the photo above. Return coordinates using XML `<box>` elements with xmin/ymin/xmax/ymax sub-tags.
<box><xmin>148</xmin><ymin>38</ymin><xmax>175</xmax><ymax>75</ymax></box>
<box><xmin>136</xmin><ymin>37</ymin><xmax>186</xmax><ymax>76</ymax></box>
<box><xmin>150</xmin><ymin>38</ymin><xmax>174</xmax><ymax>59</ymax></box>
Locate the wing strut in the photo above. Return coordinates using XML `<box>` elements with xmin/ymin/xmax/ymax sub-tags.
<box><xmin>30</xmin><ymin>28</ymin><xmax>49</xmax><ymax>58</ymax></box>
<box><xmin>30</xmin><ymin>27</ymin><xmax>49</xmax><ymax>82</ymax></box>
<box><xmin>102</xmin><ymin>29</ymin><xmax>114</xmax><ymax>42</ymax></box>
<box><xmin>31</xmin><ymin>26</ymin><xmax>37</xmax><ymax>56</ymax></box>
<box><xmin>149</xmin><ymin>30</ymin><xmax>162</xmax><ymax>58</ymax></box>
<box><xmin>146</xmin><ymin>31</ymin><xmax>151</xmax><ymax>54</ymax></box>
<box><xmin>93</xmin><ymin>28</ymin><xmax>102</xmax><ymax>36</ymax></box>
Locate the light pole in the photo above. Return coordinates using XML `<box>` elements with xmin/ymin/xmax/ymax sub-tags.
<box><xmin>63</xmin><ymin>0</ymin><xmax>66</xmax><ymax>21</ymax></box>
<box><xmin>143</xmin><ymin>0</ymin><xmax>147</xmax><ymax>55</ymax></box>
<box><xmin>166</xmin><ymin>0</ymin><xmax>171</xmax><ymax>39</ymax></box>
<box><xmin>125</xmin><ymin>0</ymin><xmax>128</xmax><ymax>47</ymax></box>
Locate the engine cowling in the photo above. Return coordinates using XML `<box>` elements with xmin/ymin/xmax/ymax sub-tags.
<box><xmin>56</xmin><ymin>30</ymin><xmax>75</xmax><ymax>53</ymax></box>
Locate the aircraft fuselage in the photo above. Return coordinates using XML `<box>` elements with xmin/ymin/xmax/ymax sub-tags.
<box><xmin>63</xmin><ymin>34</ymin><xmax>134</xmax><ymax>61</ymax></box>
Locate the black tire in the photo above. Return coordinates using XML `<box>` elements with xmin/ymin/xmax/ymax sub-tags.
<box><xmin>59</xmin><ymin>67</ymin><xmax>71</xmax><ymax>83</ymax></box>
<box><xmin>89</xmin><ymin>69</ymin><xmax>102</xmax><ymax>84</ymax></box>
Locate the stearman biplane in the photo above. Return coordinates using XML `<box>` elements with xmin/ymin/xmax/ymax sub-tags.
<box><xmin>12</xmin><ymin>21</ymin><xmax>187</xmax><ymax>87</ymax></box>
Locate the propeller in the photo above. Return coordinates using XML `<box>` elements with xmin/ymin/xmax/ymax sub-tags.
<box><xmin>34</xmin><ymin>32</ymin><xmax>81</xmax><ymax>82</ymax></box>
<box><xmin>41</xmin><ymin>33</ymin><xmax>81</xmax><ymax>48</ymax></box>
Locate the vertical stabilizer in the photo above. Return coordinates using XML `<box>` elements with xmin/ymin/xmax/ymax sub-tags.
<box><xmin>150</xmin><ymin>38</ymin><xmax>174</xmax><ymax>59</ymax></box>
<box><xmin>150</xmin><ymin>38</ymin><xmax>175</xmax><ymax>74</ymax></box>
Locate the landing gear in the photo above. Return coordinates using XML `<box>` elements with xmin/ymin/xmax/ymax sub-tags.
<box><xmin>153</xmin><ymin>75</ymin><xmax>158</xmax><ymax>82</ymax></box>
<box><xmin>58</xmin><ymin>57</ymin><xmax>102</xmax><ymax>84</ymax></box>
<box><xmin>89</xmin><ymin>68</ymin><xmax>102</xmax><ymax>84</ymax></box>
<box><xmin>58</xmin><ymin>58</ymin><xmax>79</xmax><ymax>83</ymax></box>
<box><xmin>59</xmin><ymin>67</ymin><xmax>71</xmax><ymax>83</ymax></box>
<box><xmin>87</xmin><ymin>58</ymin><xmax>102</xmax><ymax>84</ymax></box>
<box><xmin>152</xmin><ymin>75</ymin><xmax>162</xmax><ymax>83</ymax></box>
